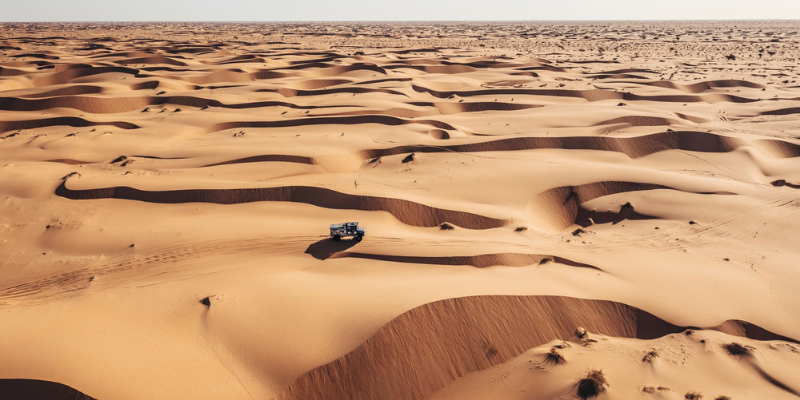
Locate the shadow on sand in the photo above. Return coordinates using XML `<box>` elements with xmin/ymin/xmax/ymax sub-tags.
<box><xmin>304</xmin><ymin>238</ymin><xmax>359</xmax><ymax>260</ymax></box>
<box><xmin>0</xmin><ymin>380</ymin><xmax>96</xmax><ymax>400</ymax></box>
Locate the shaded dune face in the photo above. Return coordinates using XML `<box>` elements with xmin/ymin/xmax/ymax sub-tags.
<box><xmin>55</xmin><ymin>181</ymin><xmax>506</xmax><ymax>229</ymax></box>
<box><xmin>0</xmin><ymin>380</ymin><xmax>96</xmax><ymax>400</ymax></box>
<box><xmin>530</xmin><ymin>182</ymin><xmax>678</xmax><ymax>231</ymax></box>
<box><xmin>326</xmin><ymin>251</ymin><xmax>601</xmax><ymax>270</ymax></box>
<box><xmin>0</xmin><ymin>117</ymin><xmax>139</xmax><ymax>132</ymax></box>
<box><xmin>278</xmin><ymin>295</ymin><xmax>795</xmax><ymax>400</ymax></box>
<box><xmin>361</xmin><ymin>130</ymin><xmax>797</xmax><ymax>159</ymax></box>
<box><xmin>411</xmin><ymin>83</ymin><xmax>760</xmax><ymax>103</ymax></box>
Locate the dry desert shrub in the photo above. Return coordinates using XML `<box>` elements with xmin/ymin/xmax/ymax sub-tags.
<box><xmin>545</xmin><ymin>347</ymin><xmax>566</xmax><ymax>365</ymax></box>
<box><xmin>723</xmin><ymin>343</ymin><xmax>753</xmax><ymax>357</ymax></box>
<box><xmin>577</xmin><ymin>370</ymin><xmax>607</xmax><ymax>399</ymax></box>
<box><xmin>439</xmin><ymin>222</ymin><xmax>455</xmax><ymax>230</ymax></box>
<box><xmin>642</xmin><ymin>350</ymin><xmax>659</xmax><ymax>363</ymax></box>
<box><xmin>685</xmin><ymin>392</ymin><xmax>704</xmax><ymax>400</ymax></box>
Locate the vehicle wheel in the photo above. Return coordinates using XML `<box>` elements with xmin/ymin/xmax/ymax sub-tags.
<box><xmin>353</xmin><ymin>235</ymin><xmax>363</xmax><ymax>242</ymax></box>
<box><xmin>332</xmin><ymin>235</ymin><xmax>341</xmax><ymax>241</ymax></box>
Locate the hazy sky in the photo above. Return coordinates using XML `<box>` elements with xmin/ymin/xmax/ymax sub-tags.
<box><xmin>2</xmin><ymin>0</ymin><xmax>800</xmax><ymax>22</ymax></box>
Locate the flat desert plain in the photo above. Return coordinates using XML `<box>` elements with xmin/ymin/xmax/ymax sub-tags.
<box><xmin>1</xmin><ymin>22</ymin><xmax>800</xmax><ymax>400</ymax></box>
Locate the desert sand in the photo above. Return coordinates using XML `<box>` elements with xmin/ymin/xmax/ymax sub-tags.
<box><xmin>1</xmin><ymin>21</ymin><xmax>800</xmax><ymax>400</ymax></box>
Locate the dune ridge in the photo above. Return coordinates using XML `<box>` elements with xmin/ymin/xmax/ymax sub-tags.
<box><xmin>410</xmin><ymin>83</ymin><xmax>759</xmax><ymax>103</ymax></box>
<box><xmin>360</xmin><ymin>130</ymin><xmax>798</xmax><ymax>159</ymax></box>
<box><xmin>54</xmin><ymin>180</ymin><xmax>506</xmax><ymax>229</ymax></box>
<box><xmin>0</xmin><ymin>95</ymin><xmax>356</xmax><ymax>114</ymax></box>
<box><xmin>171</xmin><ymin>130</ymin><xmax>800</xmax><ymax>171</ymax></box>
<box><xmin>0</xmin><ymin>116</ymin><xmax>139</xmax><ymax>133</ymax></box>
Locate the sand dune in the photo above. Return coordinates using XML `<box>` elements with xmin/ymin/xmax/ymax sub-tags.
<box><xmin>1</xmin><ymin>21</ymin><xmax>800</xmax><ymax>400</ymax></box>
<box><xmin>279</xmin><ymin>295</ymin><xmax>796</xmax><ymax>400</ymax></box>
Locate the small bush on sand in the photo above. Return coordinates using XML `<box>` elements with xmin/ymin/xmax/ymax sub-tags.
<box><xmin>545</xmin><ymin>348</ymin><xmax>566</xmax><ymax>365</ymax></box>
<box><xmin>723</xmin><ymin>343</ymin><xmax>752</xmax><ymax>357</ymax></box>
<box><xmin>642</xmin><ymin>350</ymin><xmax>658</xmax><ymax>363</ymax></box>
<box><xmin>577</xmin><ymin>370</ymin><xmax>607</xmax><ymax>399</ymax></box>
<box><xmin>685</xmin><ymin>392</ymin><xmax>703</xmax><ymax>400</ymax></box>
<box><xmin>439</xmin><ymin>223</ymin><xmax>455</xmax><ymax>231</ymax></box>
<box><xmin>514</xmin><ymin>226</ymin><xmax>528</xmax><ymax>232</ymax></box>
<box><xmin>715</xmin><ymin>396</ymin><xmax>731</xmax><ymax>400</ymax></box>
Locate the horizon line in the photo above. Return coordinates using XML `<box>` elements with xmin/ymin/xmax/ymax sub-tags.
<box><xmin>2</xmin><ymin>19</ymin><xmax>800</xmax><ymax>23</ymax></box>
